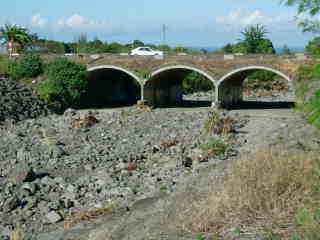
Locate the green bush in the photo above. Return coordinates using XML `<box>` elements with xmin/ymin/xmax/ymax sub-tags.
<box><xmin>199</xmin><ymin>138</ymin><xmax>228</xmax><ymax>157</ymax></box>
<box><xmin>0</xmin><ymin>55</ymin><xmax>9</xmax><ymax>76</ymax></box>
<box><xmin>305</xmin><ymin>89</ymin><xmax>320</xmax><ymax>128</ymax></box>
<box><xmin>295</xmin><ymin>63</ymin><xmax>320</xmax><ymax>129</ymax></box>
<box><xmin>37</xmin><ymin>58</ymin><xmax>88</xmax><ymax>107</ymax></box>
<box><xmin>305</xmin><ymin>37</ymin><xmax>320</xmax><ymax>57</ymax></box>
<box><xmin>182</xmin><ymin>72</ymin><xmax>214</xmax><ymax>94</ymax></box>
<box><xmin>8</xmin><ymin>54</ymin><xmax>43</xmax><ymax>79</ymax></box>
<box><xmin>245</xmin><ymin>70</ymin><xmax>277</xmax><ymax>90</ymax></box>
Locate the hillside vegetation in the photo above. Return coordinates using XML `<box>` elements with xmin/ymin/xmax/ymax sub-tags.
<box><xmin>295</xmin><ymin>63</ymin><xmax>320</xmax><ymax>129</ymax></box>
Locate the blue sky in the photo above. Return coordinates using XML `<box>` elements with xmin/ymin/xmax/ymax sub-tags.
<box><xmin>0</xmin><ymin>0</ymin><xmax>316</xmax><ymax>48</ymax></box>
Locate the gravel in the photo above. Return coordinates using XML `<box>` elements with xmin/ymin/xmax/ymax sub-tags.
<box><xmin>0</xmin><ymin>78</ymin><xmax>49</xmax><ymax>124</ymax></box>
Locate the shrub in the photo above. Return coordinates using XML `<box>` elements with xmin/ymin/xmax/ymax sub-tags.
<box><xmin>305</xmin><ymin>37</ymin><xmax>320</xmax><ymax>57</ymax></box>
<box><xmin>204</xmin><ymin>110</ymin><xmax>236</xmax><ymax>135</ymax></box>
<box><xmin>0</xmin><ymin>55</ymin><xmax>9</xmax><ymax>76</ymax></box>
<box><xmin>182</xmin><ymin>72</ymin><xmax>214</xmax><ymax>94</ymax></box>
<box><xmin>305</xmin><ymin>89</ymin><xmax>320</xmax><ymax>128</ymax></box>
<box><xmin>37</xmin><ymin>58</ymin><xmax>88</xmax><ymax>107</ymax></box>
<box><xmin>245</xmin><ymin>70</ymin><xmax>276</xmax><ymax>90</ymax></box>
<box><xmin>198</xmin><ymin>138</ymin><xmax>228</xmax><ymax>157</ymax></box>
<box><xmin>177</xmin><ymin>148</ymin><xmax>320</xmax><ymax>239</ymax></box>
<box><xmin>295</xmin><ymin>63</ymin><xmax>320</xmax><ymax>129</ymax></box>
<box><xmin>8</xmin><ymin>54</ymin><xmax>43</xmax><ymax>79</ymax></box>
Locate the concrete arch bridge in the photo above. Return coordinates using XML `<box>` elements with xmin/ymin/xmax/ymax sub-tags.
<box><xmin>79</xmin><ymin>54</ymin><xmax>310</xmax><ymax>108</ymax></box>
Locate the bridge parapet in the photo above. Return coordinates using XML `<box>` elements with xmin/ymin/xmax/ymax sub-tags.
<box><xmin>86</xmin><ymin>54</ymin><xmax>310</xmax><ymax>80</ymax></box>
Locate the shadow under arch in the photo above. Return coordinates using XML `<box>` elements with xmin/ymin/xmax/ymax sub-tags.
<box><xmin>144</xmin><ymin>65</ymin><xmax>217</xmax><ymax>107</ymax></box>
<box><xmin>78</xmin><ymin>65</ymin><xmax>142</xmax><ymax>109</ymax></box>
<box><xmin>217</xmin><ymin>66</ymin><xmax>295</xmax><ymax>109</ymax></box>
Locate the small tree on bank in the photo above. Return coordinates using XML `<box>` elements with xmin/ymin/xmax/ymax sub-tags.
<box><xmin>221</xmin><ymin>24</ymin><xmax>275</xmax><ymax>54</ymax></box>
<box><xmin>38</xmin><ymin>58</ymin><xmax>88</xmax><ymax>108</ymax></box>
<box><xmin>0</xmin><ymin>24</ymin><xmax>37</xmax><ymax>54</ymax></box>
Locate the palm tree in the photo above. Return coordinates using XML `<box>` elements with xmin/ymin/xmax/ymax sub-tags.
<box><xmin>240</xmin><ymin>24</ymin><xmax>268</xmax><ymax>54</ymax></box>
<box><xmin>0</xmin><ymin>24</ymin><xmax>37</xmax><ymax>54</ymax></box>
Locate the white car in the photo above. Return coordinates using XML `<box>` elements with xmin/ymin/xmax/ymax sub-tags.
<box><xmin>130</xmin><ymin>47</ymin><xmax>163</xmax><ymax>56</ymax></box>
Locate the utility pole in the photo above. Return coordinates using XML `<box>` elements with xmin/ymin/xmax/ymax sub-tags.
<box><xmin>162</xmin><ymin>24</ymin><xmax>166</xmax><ymax>45</ymax></box>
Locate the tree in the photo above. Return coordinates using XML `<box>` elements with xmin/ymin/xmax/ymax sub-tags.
<box><xmin>222</xmin><ymin>44</ymin><xmax>233</xmax><ymax>53</ymax></box>
<box><xmin>133</xmin><ymin>40</ymin><xmax>144</xmax><ymax>48</ymax></box>
<box><xmin>241</xmin><ymin>24</ymin><xmax>275</xmax><ymax>54</ymax></box>
<box><xmin>174</xmin><ymin>46</ymin><xmax>189</xmax><ymax>53</ymax></box>
<box><xmin>38</xmin><ymin>58</ymin><xmax>88</xmax><ymax>107</ymax></box>
<box><xmin>231</xmin><ymin>42</ymin><xmax>248</xmax><ymax>54</ymax></box>
<box><xmin>282</xmin><ymin>0</ymin><xmax>320</xmax><ymax>33</ymax></box>
<box><xmin>305</xmin><ymin>37</ymin><xmax>320</xmax><ymax>56</ymax></box>
<box><xmin>282</xmin><ymin>44</ymin><xmax>292</xmax><ymax>55</ymax></box>
<box><xmin>33</xmin><ymin>39</ymin><xmax>66</xmax><ymax>54</ymax></box>
<box><xmin>221</xmin><ymin>25</ymin><xmax>275</xmax><ymax>54</ymax></box>
<box><xmin>0</xmin><ymin>24</ymin><xmax>37</xmax><ymax>53</ymax></box>
<box><xmin>200</xmin><ymin>48</ymin><xmax>208</xmax><ymax>54</ymax></box>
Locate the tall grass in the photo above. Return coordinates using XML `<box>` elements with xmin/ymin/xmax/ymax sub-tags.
<box><xmin>177</xmin><ymin>148</ymin><xmax>320</xmax><ymax>239</ymax></box>
<box><xmin>295</xmin><ymin>64</ymin><xmax>320</xmax><ymax>129</ymax></box>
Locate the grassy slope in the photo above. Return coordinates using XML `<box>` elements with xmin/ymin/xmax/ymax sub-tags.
<box><xmin>295</xmin><ymin>64</ymin><xmax>320</xmax><ymax>129</ymax></box>
<box><xmin>178</xmin><ymin>64</ymin><xmax>320</xmax><ymax>239</ymax></box>
<box><xmin>178</xmin><ymin>148</ymin><xmax>320</xmax><ymax>239</ymax></box>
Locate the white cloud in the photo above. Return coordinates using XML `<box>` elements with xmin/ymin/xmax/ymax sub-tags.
<box><xmin>56</xmin><ymin>14</ymin><xmax>107</xmax><ymax>30</ymax></box>
<box><xmin>66</xmin><ymin>14</ymin><xmax>86</xmax><ymax>27</ymax></box>
<box><xmin>216</xmin><ymin>9</ymin><xmax>282</xmax><ymax>27</ymax></box>
<box><xmin>31</xmin><ymin>14</ymin><xmax>47</xmax><ymax>27</ymax></box>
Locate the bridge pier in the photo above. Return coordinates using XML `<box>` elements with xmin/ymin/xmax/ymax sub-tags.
<box><xmin>217</xmin><ymin>77</ymin><xmax>243</xmax><ymax>108</ymax></box>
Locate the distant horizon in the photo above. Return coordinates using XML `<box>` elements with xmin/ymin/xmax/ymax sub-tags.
<box><xmin>0</xmin><ymin>0</ymin><xmax>317</xmax><ymax>48</ymax></box>
<box><xmin>0</xmin><ymin>43</ymin><xmax>306</xmax><ymax>55</ymax></box>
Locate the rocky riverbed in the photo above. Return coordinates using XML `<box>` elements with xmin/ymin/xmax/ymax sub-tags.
<box><xmin>0</xmin><ymin>105</ymin><xmax>247</xmax><ymax>239</ymax></box>
<box><xmin>0</xmin><ymin>79</ymin><xmax>319</xmax><ymax>240</ymax></box>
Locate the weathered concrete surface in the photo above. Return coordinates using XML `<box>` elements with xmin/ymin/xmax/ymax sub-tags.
<box><xmin>81</xmin><ymin>54</ymin><xmax>311</xmax><ymax>107</ymax></box>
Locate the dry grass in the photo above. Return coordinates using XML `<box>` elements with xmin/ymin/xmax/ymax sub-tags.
<box><xmin>10</xmin><ymin>229</ymin><xmax>25</xmax><ymax>240</ymax></box>
<box><xmin>204</xmin><ymin>110</ymin><xmax>236</xmax><ymax>135</ymax></box>
<box><xmin>134</xmin><ymin>101</ymin><xmax>153</xmax><ymax>112</ymax></box>
<box><xmin>177</xmin><ymin>148</ymin><xmax>320</xmax><ymax>239</ymax></box>
<box><xmin>64</xmin><ymin>204</ymin><xmax>115</xmax><ymax>230</ymax></box>
<box><xmin>160</xmin><ymin>138</ymin><xmax>179</xmax><ymax>149</ymax></box>
<box><xmin>71</xmin><ymin>114</ymin><xmax>99</xmax><ymax>129</ymax></box>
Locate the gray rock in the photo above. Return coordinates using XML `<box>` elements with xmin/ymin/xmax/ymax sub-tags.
<box><xmin>11</xmin><ymin>164</ymin><xmax>36</xmax><ymax>184</ymax></box>
<box><xmin>45</xmin><ymin>211</ymin><xmax>62</xmax><ymax>224</ymax></box>
<box><xmin>64</xmin><ymin>108</ymin><xmax>77</xmax><ymax>117</ymax></box>
<box><xmin>3</xmin><ymin>196</ymin><xmax>19</xmax><ymax>213</ymax></box>
<box><xmin>21</xmin><ymin>182</ymin><xmax>37</xmax><ymax>195</ymax></box>
<box><xmin>50</xmin><ymin>146</ymin><xmax>66</xmax><ymax>159</ymax></box>
<box><xmin>36</xmin><ymin>230</ymin><xmax>64</xmax><ymax>240</ymax></box>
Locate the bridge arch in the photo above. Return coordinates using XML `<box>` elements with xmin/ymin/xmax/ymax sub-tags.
<box><xmin>217</xmin><ymin>66</ymin><xmax>294</xmax><ymax>107</ymax></box>
<box><xmin>144</xmin><ymin>65</ymin><xmax>217</xmax><ymax>107</ymax></box>
<box><xmin>81</xmin><ymin>65</ymin><xmax>142</xmax><ymax>108</ymax></box>
<box><xmin>87</xmin><ymin>65</ymin><xmax>142</xmax><ymax>83</ymax></box>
